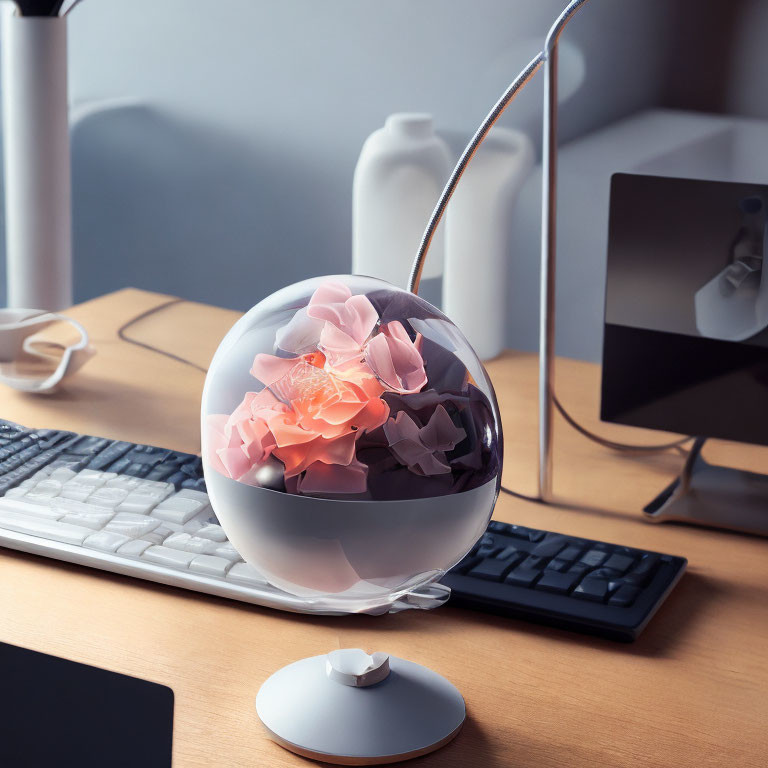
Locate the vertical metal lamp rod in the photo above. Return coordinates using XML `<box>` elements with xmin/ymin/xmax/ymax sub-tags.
<box><xmin>409</xmin><ymin>0</ymin><xmax>591</xmax><ymax>500</ymax></box>
<box><xmin>538</xmin><ymin>0</ymin><xmax>591</xmax><ymax>500</ymax></box>
<box><xmin>539</xmin><ymin>43</ymin><xmax>558</xmax><ymax>500</ymax></box>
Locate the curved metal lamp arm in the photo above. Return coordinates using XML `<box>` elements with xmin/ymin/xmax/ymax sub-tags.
<box><xmin>407</xmin><ymin>51</ymin><xmax>543</xmax><ymax>294</ymax></box>
<box><xmin>408</xmin><ymin>0</ymin><xmax>592</xmax><ymax>501</ymax></box>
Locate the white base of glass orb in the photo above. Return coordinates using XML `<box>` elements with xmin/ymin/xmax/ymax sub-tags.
<box><xmin>256</xmin><ymin>650</ymin><xmax>465</xmax><ymax>765</ymax></box>
<box><xmin>204</xmin><ymin>468</ymin><xmax>498</xmax><ymax>611</ymax></box>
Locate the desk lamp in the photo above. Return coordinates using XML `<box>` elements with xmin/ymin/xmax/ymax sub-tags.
<box><xmin>200</xmin><ymin>1</ymin><xmax>590</xmax><ymax>763</ymax></box>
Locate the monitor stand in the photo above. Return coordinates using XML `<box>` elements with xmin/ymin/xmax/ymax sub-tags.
<box><xmin>644</xmin><ymin>437</ymin><xmax>768</xmax><ymax>537</ymax></box>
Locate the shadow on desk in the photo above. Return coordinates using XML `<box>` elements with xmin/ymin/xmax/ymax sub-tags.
<box><xmin>1</xmin><ymin>547</ymin><xmax>718</xmax><ymax>660</ymax></box>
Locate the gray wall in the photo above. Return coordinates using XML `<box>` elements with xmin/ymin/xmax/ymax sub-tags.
<box><xmin>0</xmin><ymin>0</ymin><xmax>752</xmax><ymax>357</ymax></box>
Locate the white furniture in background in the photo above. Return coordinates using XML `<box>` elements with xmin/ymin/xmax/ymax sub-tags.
<box><xmin>443</xmin><ymin>126</ymin><xmax>533</xmax><ymax>361</ymax></box>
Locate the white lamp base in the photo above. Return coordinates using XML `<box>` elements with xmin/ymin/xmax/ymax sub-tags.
<box><xmin>256</xmin><ymin>650</ymin><xmax>465</xmax><ymax>765</ymax></box>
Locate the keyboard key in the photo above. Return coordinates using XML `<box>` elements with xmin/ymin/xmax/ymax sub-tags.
<box><xmin>494</xmin><ymin>546</ymin><xmax>526</xmax><ymax>565</ymax></box>
<box><xmin>195</xmin><ymin>523</ymin><xmax>228</xmax><ymax>542</ymax></box>
<box><xmin>520</xmin><ymin>555</ymin><xmax>548</xmax><ymax>570</ymax></box>
<box><xmin>105</xmin><ymin>475</ymin><xmax>142</xmax><ymax>491</ymax></box>
<box><xmin>590</xmin><ymin>567</ymin><xmax>624</xmax><ymax>582</ymax></box>
<box><xmin>51</xmin><ymin>496</ymin><xmax>112</xmax><ymax>514</ymax></box>
<box><xmin>152</xmin><ymin>492</ymin><xmax>209</xmax><ymax>525</ymax></box>
<box><xmin>190</xmin><ymin>554</ymin><xmax>233</xmax><ymax>578</ymax></box>
<box><xmin>580</xmin><ymin>549</ymin><xmax>608</xmax><ymax>568</ymax></box>
<box><xmin>183</xmin><ymin>518</ymin><xmax>204</xmax><ymax>534</ymax></box>
<box><xmin>117</xmin><ymin>539</ymin><xmax>152</xmax><ymax>558</ymax></box>
<box><xmin>142</xmin><ymin>545</ymin><xmax>197</xmax><ymax>569</ymax></box>
<box><xmin>557</xmin><ymin>544</ymin><xmax>584</xmax><ymax>562</ymax></box>
<box><xmin>34</xmin><ymin>479</ymin><xmax>63</xmax><ymax>494</ymax></box>
<box><xmin>214</xmin><ymin>543</ymin><xmax>242</xmax><ymax>564</ymax></box>
<box><xmin>67</xmin><ymin>436</ymin><xmax>110</xmax><ymax>456</ymax></box>
<box><xmin>84</xmin><ymin>440</ymin><xmax>132</xmax><ymax>469</ymax></box>
<box><xmin>453</xmin><ymin>553</ymin><xmax>481</xmax><ymax>573</ymax></box>
<box><xmin>545</xmin><ymin>558</ymin><xmax>569</xmax><ymax>572</ymax></box>
<box><xmin>49</xmin><ymin>467</ymin><xmax>77</xmax><ymax>482</ymax></box>
<box><xmin>573</xmin><ymin>577</ymin><xmax>610</xmax><ymax>602</ymax></box>
<box><xmin>105</xmin><ymin>512</ymin><xmax>160</xmax><ymax>538</ymax></box>
<box><xmin>0</xmin><ymin>498</ymin><xmax>63</xmax><ymax>520</ymax></box>
<box><xmin>75</xmin><ymin>470</ymin><xmax>110</xmax><ymax>488</ymax></box>
<box><xmin>164</xmin><ymin>532</ymin><xmax>218</xmax><ymax>555</ymax></box>
<box><xmin>59</xmin><ymin>482</ymin><xmax>93</xmax><ymax>502</ymax></box>
<box><xmin>140</xmin><ymin>525</ymin><xmax>174</xmax><ymax>546</ymax></box>
<box><xmin>532</xmin><ymin>534</ymin><xmax>568</xmax><ymax>558</ymax></box>
<box><xmin>84</xmin><ymin>530</ymin><xmax>132</xmax><ymax>552</ymax></box>
<box><xmin>603</xmin><ymin>553</ymin><xmax>635</xmax><ymax>573</ymax></box>
<box><xmin>136</xmin><ymin>480</ymin><xmax>175</xmax><ymax>497</ymax></box>
<box><xmin>608</xmin><ymin>584</ymin><xmax>641</xmax><ymax>607</ymax></box>
<box><xmin>504</xmin><ymin>566</ymin><xmax>541</xmax><ymax>587</ymax></box>
<box><xmin>88</xmin><ymin>487</ymin><xmax>130</xmax><ymax>509</ymax></box>
<box><xmin>62</xmin><ymin>510</ymin><xmax>115</xmax><ymax>530</ymax></box>
<box><xmin>115</xmin><ymin>491</ymin><xmax>161</xmax><ymax>515</ymax></box>
<box><xmin>468</xmin><ymin>558</ymin><xmax>515</xmax><ymax>582</ymax></box>
<box><xmin>227</xmin><ymin>562</ymin><xmax>269</xmax><ymax>586</ymax></box>
<box><xmin>536</xmin><ymin>570</ymin><xmax>581</xmax><ymax>594</ymax></box>
<box><xmin>507</xmin><ymin>525</ymin><xmax>545</xmax><ymax>542</ymax></box>
<box><xmin>0</xmin><ymin>509</ymin><xmax>92</xmax><ymax>545</ymax></box>
<box><xmin>624</xmin><ymin>554</ymin><xmax>660</xmax><ymax>586</ymax></box>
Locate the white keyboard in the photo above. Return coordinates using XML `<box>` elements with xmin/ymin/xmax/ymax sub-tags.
<box><xmin>0</xmin><ymin>420</ymin><xmax>449</xmax><ymax>615</ymax></box>
<box><xmin>0</xmin><ymin>463</ymin><xmax>450</xmax><ymax>615</ymax></box>
<box><xmin>0</xmin><ymin>465</ymin><xmax>328</xmax><ymax>610</ymax></box>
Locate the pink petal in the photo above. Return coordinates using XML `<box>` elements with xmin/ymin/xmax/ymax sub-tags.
<box><xmin>318</xmin><ymin>323</ymin><xmax>364</xmax><ymax>368</ymax></box>
<box><xmin>307</xmin><ymin>282</ymin><xmax>353</xmax><ymax>327</ymax></box>
<box><xmin>343</xmin><ymin>294</ymin><xmax>379</xmax><ymax>345</ymax></box>
<box><xmin>275</xmin><ymin>307</ymin><xmax>324</xmax><ymax>354</ymax></box>
<box><xmin>217</xmin><ymin>444</ymin><xmax>252</xmax><ymax>480</ymax></box>
<box><xmin>251</xmin><ymin>354</ymin><xmax>298</xmax><ymax>386</ymax></box>
<box><xmin>309</xmin><ymin>280</ymin><xmax>351</xmax><ymax>307</ymax></box>
<box><xmin>365</xmin><ymin>322</ymin><xmax>427</xmax><ymax>394</ymax></box>
<box><xmin>206</xmin><ymin>414</ymin><xmax>231</xmax><ymax>476</ymax></box>
<box><xmin>307</xmin><ymin>280</ymin><xmax>379</xmax><ymax>347</ymax></box>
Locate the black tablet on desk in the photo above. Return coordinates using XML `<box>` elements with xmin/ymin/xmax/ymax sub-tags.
<box><xmin>0</xmin><ymin>642</ymin><xmax>174</xmax><ymax>767</ymax></box>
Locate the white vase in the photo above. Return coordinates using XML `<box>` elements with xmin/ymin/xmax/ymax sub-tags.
<box><xmin>443</xmin><ymin>126</ymin><xmax>534</xmax><ymax>360</ymax></box>
<box><xmin>352</xmin><ymin>113</ymin><xmax>452</xmax><ymax>295</ymax></box>
<box><xmin>2</xmin><ymin>15</ymin><xmax>72</xmax><ymax>311</ymax></box>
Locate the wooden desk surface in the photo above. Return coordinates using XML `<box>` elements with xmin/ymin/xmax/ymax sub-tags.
<box><xmin>2</xmin><ymin>288</ymin><xmax>766</xmax><ymax>768</ymax></box>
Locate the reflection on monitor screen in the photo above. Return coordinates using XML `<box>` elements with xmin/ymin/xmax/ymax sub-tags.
<box><xmin>601</xmin><ymin>173</ymin><xmax>768</xmax><ymax>447</ymax></box>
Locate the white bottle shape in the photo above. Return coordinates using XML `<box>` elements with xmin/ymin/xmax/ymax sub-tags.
<box><xmin>352</xmin><ymin>114</ymin><xmax>452</xmax><ymax>295</ymax></box>
<box><xmin>443</xmin><ymin>126</ymin><xmax>534</xmax><ymax>361</ymax></box>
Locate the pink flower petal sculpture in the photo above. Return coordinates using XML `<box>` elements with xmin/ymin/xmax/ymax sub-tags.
<box><xmin>201</xmin><ymin>275</ymin><xmax>502</xmax><ymax>608</ymax></box>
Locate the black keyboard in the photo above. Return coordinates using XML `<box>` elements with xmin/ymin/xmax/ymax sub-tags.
<box><xmin>443</xmin><ymin>520</ymin><xmax>686</xmax><ymax>641</ymax></box>
<box><xmin>0</xmin><ymin>420</ymin><xmax>206</xmax><ymax>495</ymax></box>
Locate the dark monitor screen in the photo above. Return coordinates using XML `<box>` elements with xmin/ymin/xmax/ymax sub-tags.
<box><xmin>601</xmin><ymin>173</ymin><xmax>768</xmax><ymax>447</ymax></box>
<box><xmin>0</xmin><ymin>642</ymin><xmax>174</xmax><ymax>768</ymax></box>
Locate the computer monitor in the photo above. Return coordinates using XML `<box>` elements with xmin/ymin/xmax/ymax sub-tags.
<box><xmin>601</xmin><ymin>173</ymin><xmax>768</xmax><ymax>447</ymax></box>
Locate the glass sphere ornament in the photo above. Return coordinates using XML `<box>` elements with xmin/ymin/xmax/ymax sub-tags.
<box><xmin>201</xmin><ymin>275</ymin><xmax>502</xmax><ymax>613</ymax></box>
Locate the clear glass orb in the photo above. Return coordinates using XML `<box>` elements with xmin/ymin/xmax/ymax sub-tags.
<box><xmin>201</xmin><ymin>275</ymin><xmax>502</xmax><ymax>612</ymax></box>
